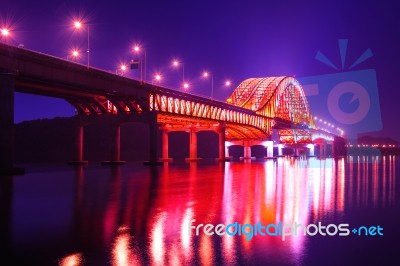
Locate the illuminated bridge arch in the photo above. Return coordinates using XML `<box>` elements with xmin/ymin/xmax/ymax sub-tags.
<box><xmin>227</xmin><ymin>76</ymin><xmax>315</xmax><ymax>142</ymax></box>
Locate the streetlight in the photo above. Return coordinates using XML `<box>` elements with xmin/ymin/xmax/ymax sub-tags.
<box><xmin>116</xmin><ymin>64</ymin><xmax>128</xmax><ymax>76</ymax></box>
<box><xmin>0</xmin><ymin>28</ymin><xmax>11</xmax><ymax>43</ymax></box>
<box><xmin>73</xmin><ymin>20</ymin><xmax>90</xmax><ymax>67</ymax></box>
<box><xmin>133</xmin><ymin>45</ymin><xmax>147</xmax><ymax>83</ymax></box>
<box><xmin>72</xmin><ymin>49</ymin><xmax>79</xmax><ymax>57</ymax></box>
<box><xmin>203</xmin><ymin>71</ymin><xmax>214</xmax><ymax>99</ymax></box>
<box><xmin>67</xmin><ymin>49</ymin><xmax>80</xmax><ymax>61</ymax></box>
<box><xmin>225</xmin><ymin>80</ymin><xmax>231</xmax><ymax>87</ymax></box>
<box><xmin>1</xmin><ymin>28</ymin><xmax>10</xmax><ymax>37</ymax></box>
<box><xmin>183</xmin><ymin>82</ymin><xmax>189</xmax><ymax>91</ymax></box>
<box><xmin>152</xmin><ymin>73</ymin><xmax>162</xmax><ymax>85</ymax></box>
<box><xmin>172</xmin><ymin>59</ymin><xmax>185</xmax><ymax>84</ymax></box>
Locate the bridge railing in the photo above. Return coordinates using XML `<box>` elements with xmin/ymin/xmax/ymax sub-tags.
<box><xmin>149</xmin><ymin>88</ymin><xmax>270</xmax><ymax>132</ymax></box>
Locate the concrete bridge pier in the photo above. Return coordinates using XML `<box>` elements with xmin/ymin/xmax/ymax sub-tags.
<box><xmin>277</xmin><ymin>144</ymin><xmax>284</xmax><ymax>157</ymax></box>
<box><xmin>102</xmin><ymin>123</ymin><xmax>126</xmax><ymax>166</ymax></box>
<box><xmin>291</xmin><ymin>146</ymin><xmax>300</xmax><ymax>157</ymax></box>
<box><xmin>225</xmin><ymin>143</ymin><xmax>230</xmax><ymax>159</ymax></box>
<box><xmin>307</xmin><ymin>144</ymin><xmax>315</xmax><ymax>157</ymax></box>
<box><xmin>315</xmin><ymin>139</ymin><xmax>328</xmax><ymax>157</ymax></box>
<box><xmin>241</xmin><ymin>140</ymin><xmax>255</xmax><ymax>160</ymax></box>
<box><xmin>143</xmin><ymin>113</ymin><xmax>163</xmax><ymax>165</ymax></box>
<box><xmin>68</xmin><ymin>123</ymin><xmax>88</xmax><ymax>165</ymax></box>
<box><xmin>264</xmin><ymin>141</ymin><xmax>274</xmax><ymax>159</ymax></box>
<box><xmin>218</xmin><ymin>125</ymin><xmax>228</xmax><ymax>161</ymax></box>
<box><xmin>0</xmin><ymin>73</ymin><xmax>24</xmax><ymax>175</ymax></box>
<box><xmin>186</xmin><ymin>128</ymin><xmax>200</xmax><ymax>161</ymax></box>
<box><xmin>160</xmin><ymin>129</ymin><xmax>172</xmax><ymax>161</ymax></box>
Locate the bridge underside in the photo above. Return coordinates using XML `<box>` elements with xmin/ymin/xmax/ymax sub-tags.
<box><xmin>157</xmin><ymin>114</ymin><xmax>268</xmax><ymax>140</ymax></box>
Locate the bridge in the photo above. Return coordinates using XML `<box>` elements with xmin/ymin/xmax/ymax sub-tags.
<box><xmin>0</xmin><ymin>42</ymin><xmax>345</xmax><ymax>175</ymax></box>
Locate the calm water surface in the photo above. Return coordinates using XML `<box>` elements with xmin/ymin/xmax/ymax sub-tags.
<box><xmin>2</xmin><ymin>156</ymin><xmax>400</xmax><ymax>265</ymax></box>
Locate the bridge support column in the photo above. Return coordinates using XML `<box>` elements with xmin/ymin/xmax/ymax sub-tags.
<box><xmin>143</xmin><ymin>113</ymin><xmax>162</xmax><ymax>165</ymax></box>
<box><xmin>315</xmin><ymin>140</ymin><xmax>327</xmax><ymax>157</ymax></box>
<box><xmin>218</xmin><ymin>125</ymin><xmax>228</xmax><ymax>161</ymax></box>
<box><xmin>264</xmin><ymin>141</ymin><xmax>274</xmax><ymax>159</ymax></box>
<box><xmin>161</xmin><ymin>130</ymin><xmax>172</xmax><ymax>161</ymax></box>
<box><xmin>0</xmin><ymin>73</ymin><xmax>24</xmax><ymax>175</ymax></box>
<box><xmin>308</xmin><ymin>144</ymin><xmax>315</xmax><ymax>157</ymax></box>
<box><xmin>102</xmin><ymin>124</ymin><xmax>126</xmax><ymax>166</ymax></box>
<box><xmin>241</xmin><ymin>141</ymin><xmax>254</xmax><ymax>160</ymax></box>
<box><xmin>291</xmin><ymin>146</ymin><xmax>300</xmax><ymax>157</ymax></box>
<box><xmin>187</xmin><ymin>129</ymin><xmax>200</xmax><ymax>161</ymax></box>
<box><xmin>330</xmin><ymin>141</ymin><xmax>335</xmax><ymax>157</ymax></box>
<box><xmin>225</xmin><ymin>144</ymin><xmax>230</xmax><ymax>158</ymax></box>
<box><xmin>69</xmin><ymin>124</ymin><xmax>88</xmax><ymax>165</ymax></box>
<box><xmin>277</xmin><ymin>144</ymin><xmax>283</xmax><ymax>157</ymax></box>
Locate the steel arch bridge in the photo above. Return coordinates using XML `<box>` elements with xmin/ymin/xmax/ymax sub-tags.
<box><xmin>68</xmin><ymin>76</ymin><xmax>317</xmax><ymax>143</ymax></box>
<box><xmin>225</xmin><ymin>76</ymin><xmax>316</xmax><ymax>143</ymax></box>
<box><xmin>0</xmin><ymin>42</ymin><xmax>345</xmax><ymax>172</ymax></box>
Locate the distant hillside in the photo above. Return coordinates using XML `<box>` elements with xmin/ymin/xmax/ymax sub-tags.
<box><xmin>358</xmin><ymin>135</ymin><xmax>400</xmax><ymax>145</ymax></box>
<box><xmin>345</xmin><ymin>135</ymin><xmax>400</xmax><ymax>155</ymax></box>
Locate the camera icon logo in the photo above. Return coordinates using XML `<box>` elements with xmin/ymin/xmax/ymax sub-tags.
<box><xmin>298</xmin><ymin>39</ymin><xmax>382</xmax><ymax>141</ymax></box>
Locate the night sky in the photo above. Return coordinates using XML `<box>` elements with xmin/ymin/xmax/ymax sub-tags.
<box><xmin>2</xmin><ymin>0</ymin><xmax>399</xmax><ymax>141</ymax></box>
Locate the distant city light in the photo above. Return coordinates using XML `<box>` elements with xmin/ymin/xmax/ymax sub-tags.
<box><xmin>120</xmin><ymin>64</ymin><xmax>127</xmax><ymax>71</ymax></box>
<box><xmin>155</xmin><ymin>74</ymin><xmax>161</xmax><ymax>81</ymax></box>
<box><xmin>225</xmin><ymin>80</ymin><xmax>231</xmax><ymax>86</ymax></box>
<box><xmin>133</xmin><ymin>45</ymin><xmax>140</xmax><ymax>52</ymax></box>
<box><xmin>203</xmin><ymin>71</ymin><xmax>209</xmax><ymax>77</ymax></box>
<box><xmin>173</xmin><ymin>60</ymin><xmax>179</xmax><ymax>67</ymax></box>
<box><xmin>183</xmin><ymin>82</ymin><xmax>189</xmax><ymax>89</ymax></box>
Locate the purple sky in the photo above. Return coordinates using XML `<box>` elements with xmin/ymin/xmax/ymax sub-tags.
<box><xmin>2</xmin><ymin>0</ymin><xmax>399</xmax><ymax>141</ymax></box>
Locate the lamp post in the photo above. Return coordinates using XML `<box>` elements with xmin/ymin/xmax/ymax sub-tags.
<box><xmin>73</xmin><ymin>21</ymin><xmax>90</xmax><ymax>68</ymax></box>
<box><xmin>203</xmin><ymin>71</ymin><xmax>214</xmax><ymax>99</ymax></box>
<box><xmin>134</xmin><ymin>45</ymin><xmax>146</xmax><ymax>83</ymax></box>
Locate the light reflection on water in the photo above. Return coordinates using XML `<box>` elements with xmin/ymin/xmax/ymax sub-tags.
<box><xmin>3</xmin><ymin>156</ymin><xmax>399</xmax><ymax>265</ymax></box>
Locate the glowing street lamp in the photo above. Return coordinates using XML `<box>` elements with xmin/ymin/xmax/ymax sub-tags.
<box><xmin>120</xmin><ymin>64</ymin><xmax>127</xmax><ymax>71</ymax></box>
<box><xmin>225</xmin><ymin>80</ymin><xmax>231</xmax><ymax>87</ymax></box>
<box><xmin>73</xmin><ymin>20</ymin><xmax>90</xmax><ymax>67</ymax></box>
<box><xmin>203</xmin><ymin>71</ymin><xmax>214</xmax><ymax>99</ymax></box>
<box><xmin>172</xmin><ymin>59</ymin><xmax>185</xmax><ymax>84</ymax></box>
<box><xmin>0</xmin><ymin>28</ymin><xmax>11</xmax><ymax>44</ymax></box>
<box><xmin>116</xmin><ymin>64</ymin><xmax>128</xmax><ymax>76</ymax></box>
<box><xmin>133</xmin><ymin>45</ymin><xmax>147</xmax><ymax>83</ymax></box>
<box><xmin>1</xmin><ymin>28</ymin><xmax>10</xmax><ymax>37</ymax></box>
<box><xmin>152</xmin><ymin>73</ymin><xmax>162</xmax><ymax>85</ymax></box>
<box><xmin>72</xmin><ymin>50</ymin><xmax>80</xmax><ymax>58</ymax></box>
<box><xmin>68</xmin><ymin>49</ymin><xmax>80</xmax><ymax>61</ymax></box>
<box><xmin>183</xmin><ymin>82</ymin><xmax>189</xmax><ymax>91</ymax></box>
